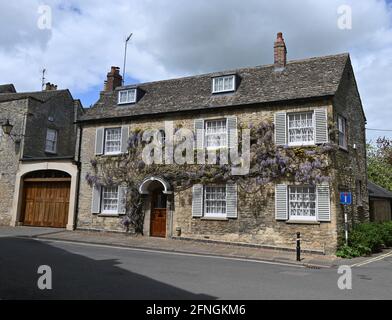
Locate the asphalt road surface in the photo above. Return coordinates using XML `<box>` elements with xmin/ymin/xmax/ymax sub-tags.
<box><xmin>0</xmin><ymin>235</ymin><xmax>391</xmax><ymax>299</ymax></box>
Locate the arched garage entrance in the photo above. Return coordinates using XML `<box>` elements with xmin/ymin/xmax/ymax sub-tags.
<box><xmin>21</xmin><ymin>170</ymin><xmax>71</xmax><ymax>228</ymax></box>
<box><xmin>10</xmin><ymin>160</ymin><xmax>79</xmax><ymax>230</ymax></box>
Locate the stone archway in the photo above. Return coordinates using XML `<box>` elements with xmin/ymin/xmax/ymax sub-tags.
<box><xmin>10</xmin><ymin>160</ymin><xmax>78</xmax><ymax>230</ymax></box>
<box><xmin>139</xmin><ymin>176</ymin><xmax>173</xmax><ymax>237</ymax></box>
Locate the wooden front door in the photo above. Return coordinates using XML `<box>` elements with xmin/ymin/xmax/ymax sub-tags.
<box><xmin>150</xmin><ymin>190</ymin><xmax>167</xmax><ymax>237</ymax></box>
<box><xmin>22</xmin><ymin>180</ymin><xmax>70</xmax><ymax>228</ymax></box>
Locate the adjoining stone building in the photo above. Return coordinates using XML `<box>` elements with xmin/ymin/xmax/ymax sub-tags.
<box><xmin>0</xmin><ymin>83</ymin><xmax>83</xmax><ymax>229</ymax></box>
<box><xmin>76</xmin><ymin>33</ymin><xmax>368</xmax><ymax>254</ymax></box>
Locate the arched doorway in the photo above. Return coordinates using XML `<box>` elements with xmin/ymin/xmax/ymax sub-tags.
<box><xmin>149</xmin><ymin>181</ymin><xmax>167</xmax><ymax>237</ymax></box>
<box><xmin>21</xmin><ymin>170</ymin><xmax>71</xmax><ymax>228</ymax></box>
<box><xmin>139</xmin><ymin>176</ymin><xmax>172</xmax><ymax>238</ymax></box>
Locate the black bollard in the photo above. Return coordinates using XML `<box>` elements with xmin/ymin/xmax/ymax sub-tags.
<box><xmin>296</xmin><ymin>232</ymin><xmax>301</xmax><ymax>262</ymax></box>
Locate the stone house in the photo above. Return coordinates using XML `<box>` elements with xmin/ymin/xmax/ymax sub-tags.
<box><xmin>0</xmin><ymin>83</ymin><xmax>83</xmax><ymax>229</ymax></box>
<box><xmin>76</xmin><ymin>33</ymin><xmax>368</xmax><ymax>254</ymax></box>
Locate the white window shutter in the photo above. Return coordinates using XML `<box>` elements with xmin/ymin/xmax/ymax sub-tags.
<box><xmin>226</xmin><ymin>183</ymin><xmax>238</xmax><ymax>218</ymax></box>
<box><xmin>192</xmin><ymin>184</ymin><xmax>203</xmax><ymax>217</ymax></box>
<box><xmin>194</xmin><ymin>119</ymin><xmax>204</xmax><ymax>149</ymax></box>
<box><xmin>121</xmin><ymin>126</ymin><xmax>129</xmax><ymax>153</ymax></box>
<box><xmin>274</xmin><ymin>112</ymin><xmax>287</xmax><ymax>146</ymax></box>
<box><xmin>227</xmin><ymin>116</ymin><xmax>238</xmax><ymax>149</ymax></box>
<box><xmin>275</xmin><ymin>184</ymin><xmax>288</xmax><ymax>220</ymax></box>
<box><xmin>91</xmin><ymin>185</ymin><xmax>101</xmax><ymax>214</ymax></box>
<box><xmin>314</xmin><ymin>108</ymin><xmax>328</xmax><ymax>144</ymax></box>
<box><xmin>95</xmin><ymin>128</ymin><xmax>104</xmax><ymax>155</ymax></box>
<box><xmin>118</xmin><ymin>186</ymin><xmax>128</xmax><ymax>215</ymax></box>
<box><xmin>317</xmin><ymin>185</ymin><xmax>331</xmax><ymax>221</ymax></box>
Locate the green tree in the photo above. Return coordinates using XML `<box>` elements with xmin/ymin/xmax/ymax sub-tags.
<box><xmin>367</xmin><ymin>137</ymin><xmax>392</xmax><ymax>191</ymax></box>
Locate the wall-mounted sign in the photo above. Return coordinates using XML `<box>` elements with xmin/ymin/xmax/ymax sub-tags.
<box><xmin>340</xmin><ymin>192</ymin><xmax>352</xmax><ymax>205</ymax></box>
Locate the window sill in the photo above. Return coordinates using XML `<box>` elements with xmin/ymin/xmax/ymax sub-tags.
<box><xmin>200</xmin><ymin>217</ymin><xmax>229</xmax><ymax>221</ymax></box>
<box><xmin>286</xmin><ymin>220</ymin><xmax>320</xmax><ymax>225</ymax></box>
<box><xmin>117</xmin><ymin>102</ymin><xmax>136</xmax><ymax>106</ymax></box>
<box><xmin>287</xmin><ymin>143</ymin><xmax>315</xmax><ymax>148</ymax></box>
<box><xmin>98</xmin><ymin>213</ymin><xmax>121</xmax><ymax>217</ymax></box>
<box><xmin>100</xmin><ymin>152</ymin><xmax>125</xmax><ymax>157</ymax></box>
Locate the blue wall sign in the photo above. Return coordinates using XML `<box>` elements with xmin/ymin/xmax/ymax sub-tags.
<box><xmin>340</xmin><ymin>192</ymin><xmax>352</xmax><ymax>205</ymax></box>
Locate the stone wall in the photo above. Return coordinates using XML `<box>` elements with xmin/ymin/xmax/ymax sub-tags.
<box><xmin>331</xmin><ymin>60</ymin><xmax>369</xmax><ymax>245</ymax></box>
<box><xmin>0</xmin><ymin>93</ymin><xmax>80</xmax><ymax>226</ymax></box>
<box><xmin>77</xmin><ymin>98</ymin><xmax>352</xmax><ymax>254</ymax></box>
<box><xmin>23</xmin><ymin>94</ymin><xmax>77</xmax><ymax>158</ymax></box>
<box><xmin>0</xmin><ymin>99</ymin><xmax>28</xmax><ymax>225</ymax></box>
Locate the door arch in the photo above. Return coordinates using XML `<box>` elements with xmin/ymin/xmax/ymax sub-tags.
<box><xmin>139</xmin><ymin>176</ymin><xmax>172</xmax><ymax>237</ymax></box>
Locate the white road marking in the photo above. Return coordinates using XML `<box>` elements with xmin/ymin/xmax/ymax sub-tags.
<box><xmin>34</xmin><ymin>238</ymin><xmax>306</xmax><ymax>269</ymax></box>
<box><xmin>351</xmin><ymin>251</ymin><xmax>392</xmax><ymax>267</ymax></box>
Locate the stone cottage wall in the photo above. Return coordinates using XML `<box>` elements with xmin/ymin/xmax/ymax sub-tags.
<box><xmin>331</xmin><ymin>61</ymin><xmax>369</xmax><ymax>244</ymax></box>
<box><xmin>0</xmin><ymin>99</ymin><xmax>28</xmax><ymax>225</ymax></box>
<box><xmin>77</xmin><ymin>98</ymin><xmax>348</xmax><ymax>253</ymax></box>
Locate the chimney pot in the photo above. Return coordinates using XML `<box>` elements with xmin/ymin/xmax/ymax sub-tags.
<box><xmin>45</xmin><ymin>82</ymin><xmax>57</xmax><ymax>91</ymax></box>
<box><xmin>274</xmin><ymin>32</ymin><xmax>287</xmax><ymax>70</ymax></box>
<box><xmin>104</xmin><ymin>66</ymin><xmax>122</xmax><ymax>91</ymax></box>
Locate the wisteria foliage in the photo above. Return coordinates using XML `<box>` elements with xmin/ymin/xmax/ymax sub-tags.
<box><xmin>85</xmin><ymin>120</ymin><xmax>336</xmax><ymax>233</ymax></box>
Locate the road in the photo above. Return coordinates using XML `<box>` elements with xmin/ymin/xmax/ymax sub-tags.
<box><xmin>0</xmin><ymin>232</ymin><xmax>391</xmax><ymax>299</ymax></box>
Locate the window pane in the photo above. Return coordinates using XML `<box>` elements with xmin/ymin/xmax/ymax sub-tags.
<box><xmin>338</xmin><ymin>116</ymin><xmax>347</xmax><ymax>148</ymax></box>
<box><xmin>205</xmin><ymin>119</ymin><xmax>227</xmax><ymax>148</ymax></box>
<box><xmin>204</xmin><ymin>185</ymin><xmax>227</xmax><ymax>217</ymax></box>
<box><xmin>104</xmin><ymin>128</ymin><xmax>122</xmax><ymax>154</ymax></box>
<box><xmin>289</xmin><ymin>186</ymin><xmax>316</xmax><ymax>220</ymax></box>
<box><xmin>119</xmin><ymin>89</ymin><xmax>136</xmax><ymax>103</ymax></box>
<box><xmin>45</xmin><ymin>129</ymin><xmax>57</xmax><ymax>153</ymax></box>
<box><xmin>102</xmin><ymin>186</ymin><xmax>119</xmax><ymax>213</ymax></box>
<box><xmin>288</xmin><ymin>112</ymin><xmax>314</xmax><ymax>144</ymax></box>
<box><xmin>213</xmin><ymin>76</ymin><xmax>234</xmax><ymax>93</ymax></box>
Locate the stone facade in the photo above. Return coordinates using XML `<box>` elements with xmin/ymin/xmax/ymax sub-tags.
<box><xmin>0</xmin><ymin>90</ymin><xmax>82</xmax><ymax>226</ymax></box>
<box><xmin>77</xmin><ymin>89</ymin><xmax>366</xmax><ymax>254</ymax></box>
<box><xmin>0</xmin><ymin>99</ymin><xmax>28</xmax><ymax>225</ymax></box>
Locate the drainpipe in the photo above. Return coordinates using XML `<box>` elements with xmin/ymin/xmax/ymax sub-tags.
<box><xmin>73</xmin><ymin>123</ymin><xmax>83</xmax><ymax>230</ymax></box>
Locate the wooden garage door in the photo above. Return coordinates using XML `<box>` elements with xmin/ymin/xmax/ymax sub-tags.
<box><xmin>23</xmin><ymin>180</ymin><xmax>70</xmax><ymax>228</ymax></box>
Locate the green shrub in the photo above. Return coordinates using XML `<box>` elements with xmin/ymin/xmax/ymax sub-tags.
<box><xmin>336</xmin><ymin>245</ymin><xmax>362</xmax><ymax>258</ymax></box>
<box><xmin>336</xmin><ymin>222</ymin><xmax>392</xmax><ymax>258</ymax></box>
<box><xmin>381</xmin><ymin>221</ymin><xmax>392</xmax><ymax>246</ymax></box>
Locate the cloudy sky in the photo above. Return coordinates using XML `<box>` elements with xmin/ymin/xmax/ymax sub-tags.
<box><xmin>0</xmin><ymin>0</ymin><xmax>391</xmax><ymax>141</ymax></box>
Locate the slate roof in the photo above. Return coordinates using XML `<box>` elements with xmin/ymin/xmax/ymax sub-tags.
<box><xmin>79</xmin><ymin>53</ymin><xmax>350</xmax><ymax>122</ymax></box>
<box><xmin>368</xmin><ymin>181</ymin><xmax>392</xmax><ymax>199</ymax></box>
<box><xmin>0</xmin><ymin>89</ymin><xmax>71</xmax><ymax>103</ymax></box>
<box><xmin>0</xmin><ymin>84</ymin><xmax>16</xmax><ymax>94</ymax></box>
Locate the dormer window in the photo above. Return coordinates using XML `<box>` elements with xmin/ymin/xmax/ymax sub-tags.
<box><xmin>118</xmin><ymin>88</ymin><xmax>137</xmax><ymax>104</ymax></box>
<box><xmin>212</xmin><ymin>75</ymin><xmax>236</xmax><ymax>94</ymax></box>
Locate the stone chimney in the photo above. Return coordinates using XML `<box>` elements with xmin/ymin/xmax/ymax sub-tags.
<box><xmin>274</xmin><ymin>32</ymin><xmax>287</xmax><ymax>70</ymax></box>
<box><xmin>45</xmin><ymin>82</ymin><xmax>57</xmax><ymax>91</ymax></box>
<box><xmin>104</xmin><ymin>66</ymin><xmax>122</xmax><ymax>91</ymax></box>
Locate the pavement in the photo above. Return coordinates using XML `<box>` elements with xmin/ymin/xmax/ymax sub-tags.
<box><xmin>1</xmin><ymin>228</ymin><xmax>392</xmax><ymax>299</ymax></box>
<box><xmin>0</xmin><ymin>226</ymin><xmax>368</xmax><ymax>268</ymax></box>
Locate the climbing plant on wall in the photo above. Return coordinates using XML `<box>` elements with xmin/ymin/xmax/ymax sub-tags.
<box><xmin>85</xmin><ymin>120</ymin><xmax>337</xmax><ymax>234</ymax></box>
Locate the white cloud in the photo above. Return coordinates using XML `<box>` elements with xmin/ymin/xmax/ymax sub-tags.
<box><xmin>0</xmin><ymin>0</ymin><xmax>391</xmax><ymax>139</ymax></box>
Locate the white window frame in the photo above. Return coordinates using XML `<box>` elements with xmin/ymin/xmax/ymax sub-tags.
<box><xmin>203</xmin><ymin>185</ymin><xmax>227</xmax><ymax>218</ymax></box>
<box><xmin>204</xmin><ymin>118</ymin><xmax>228</xmax><ymax>150</ymax></box>
<box><xmin>118</xmin><ymin>89</ymin><xmax>137</xmax><ymax>105</ymax></box>
<box><xmin>288</xmin><ymin>185</ymin><xmax>317</xmax><ymax>221</ymax></box>
<box><xmin>101</xmin><ymin>186</ymin><xmax>119</xmax><ymax>215</ymax></box>
<box><xmin>212</xmin><ymin>75</ymin><xmax>236</xmax><ymax>94</ymax></box>
<box><xmin>45</xmin><ymin>128</ymin><xmax>58</xmax><ymax>154</ymax></box>
<box><xmin>104</xmin><ymin>127</ymin><xmax>122</xmax><ymax>155</ymax></box>
<box><xmin>287</xmin><ymin>112</ymin><xmax>315</xmax><ymax>147</ymax></box>
<box><xmin>337</xmin><ymin>115</ymin><xmax>348</xmax><ymax>149</ymax></box>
